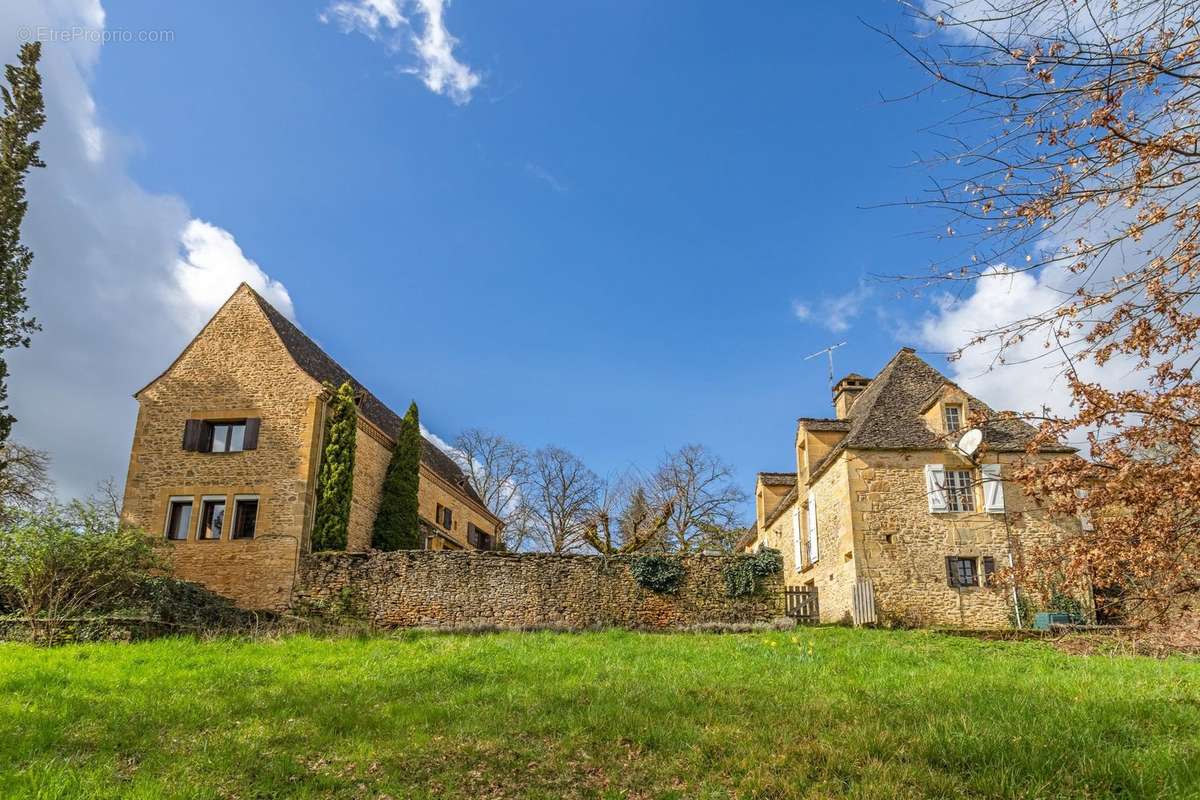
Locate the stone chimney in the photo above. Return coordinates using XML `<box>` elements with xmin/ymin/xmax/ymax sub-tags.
<box><xmin>832</xmin><ymin>373</ymin><xmax>870</xmax><ymax>419</ymax></box>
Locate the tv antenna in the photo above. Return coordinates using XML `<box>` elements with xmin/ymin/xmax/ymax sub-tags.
<box><xmin>803</xmin><ymin>341</ymin><xmax>847</xmax><ymax>388</ymax></box>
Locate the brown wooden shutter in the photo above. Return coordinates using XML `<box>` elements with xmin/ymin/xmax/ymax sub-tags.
<box><xmin>983</xmin><ymin>557</ymin><xmax>996</xmax><ymax>586</ymax></box>
<box><xmin>243</xmin><ymin>418</ymin><xmax>261</xmax><ymax>450</ymax></box>
<box><xmin>182</xmin><ymin>419</ymin><xmax>204</xmax><ymax>451</ymax></box>
<box><xmin>946</xmin><ymin>556</ymin><xmax>955</xmax><ymax>587</ymax></box>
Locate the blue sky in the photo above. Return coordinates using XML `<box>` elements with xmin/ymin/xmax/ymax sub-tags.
<box><xmin>7</xmin><ymin>1</ymin><xmax>1017</xmax><ymax>507</ymax></box>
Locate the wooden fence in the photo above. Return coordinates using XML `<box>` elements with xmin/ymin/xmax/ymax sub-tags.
<box><xmin>784</xmin><ymin>586</ymin><xmax>819</xmax><ymax>624</ymax></box>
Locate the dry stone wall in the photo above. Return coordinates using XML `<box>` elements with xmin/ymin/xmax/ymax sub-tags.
<box><xmin>293</xmin><ymin>551</ymin><xmax>785</xmax><ymax>629</ymax></box>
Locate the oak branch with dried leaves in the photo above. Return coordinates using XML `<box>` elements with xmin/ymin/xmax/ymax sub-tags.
<box><xmin>885</xmin><ymin>0</ymin><xmax>1200</xmax><ymax>617</ymax></box>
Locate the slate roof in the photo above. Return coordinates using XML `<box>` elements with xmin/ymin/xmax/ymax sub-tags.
<box><xmin>249</xmin><ymin>287</ymin><xmax>490</xmax><ymax>511</ymax></box>
<box><xmin>806</xmin><ymin>347</ymin><xmax>1074</xmax><ymax>482</ymax></box>
<box><xmin>797</xmin><ymin>418</ymin><xmax>851</xmax><ymax>433</ymax></box>
<box><xmin>757</xmin><ymin>472</ymin><xmax>797</xmax><ymax>486</ymax></box>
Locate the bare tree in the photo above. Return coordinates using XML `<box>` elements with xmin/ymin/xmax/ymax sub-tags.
<box><xmin>651</xmin><ymin>444</ymin><xmax>747</xmax><ymax>553</ymax></box>
<box><xmin>880</xmin><ymin>0</ymin><xmax>1200</xmax><ymax>615</ymax></box>
<box><xmin>452</xmin><ymin>428</ymin><xmax>533</xmax><ymax>551</ymax></box>
<box><xmin>0</xmin><ymin>442</ymin><xmax>49</xmax><ymax>522</ymax></box>
<box><xmin>582</xmin><ymin>470</ymin><xmax>673</xmax><ymax>555</ymax></box>
<box><xmin>524</xmin><ymin>446</ymin><xmax>601</xmax><ymax>553</ymax></box>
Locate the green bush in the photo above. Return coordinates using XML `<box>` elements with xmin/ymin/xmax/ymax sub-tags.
<box><xmin>371</xmin><ymin>401</ymin><xmax>421</xmax><ymax>551</ymax></box>
<box><xmin>722</xmin><ymin>548</ymin><xmax>783</xmax><ymax>597</ymax></box>
<box><xmin>630</xmin><ymin>554</ymin><xmax>686</xmax><ymax>593</ymax></box>
<box><xmin>0</xmin><ymin>501</ymin><xmax>161</xmax><ymax>644</ymax></box>
<box><xmin>132</xmin><ymin>576</ymin><xmax>261</xmax><ymax>630</ymax></box>
<box><xmin>312</xmin><ymin>381</ymin><xmax>358</xmax><ymax>551</ymax></box>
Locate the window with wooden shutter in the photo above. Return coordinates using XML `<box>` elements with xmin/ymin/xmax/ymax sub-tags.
<box><xmin>982</xmin><ymin>556</ymin><xmax>997</xmax><ymax>585</ymax></box>
<box><xmin>791</xmin><ymin>507</ymin><xmax>802</xmax><ymax>572</ymax></box>
<box><xmin>182</xmin><ymin>420</ymin><xmax>205</xmax><ymax>451</ymax></box>
<box><xmin>946</xmin><ymin>556</ymin><xmax>979</xmax><ymax>587</ymax></box>
<box><xmin>806</xmin><ymin>491</ymin><xmax>819</xmax><ymax>564</ymax></box>
<box><xmin>981</xmin><ymin>463</ymin><xmax>1005</xmax><ymax>512</ymax></box>
<box><xmin>242</xmin><ymin>418</ymin><xmax>261</xmax><ymax>450</ymax></box>
<box><xmin>925</xmin><ymin>464</ymin><xmax>948</xmax><ymax>512</ymax></box>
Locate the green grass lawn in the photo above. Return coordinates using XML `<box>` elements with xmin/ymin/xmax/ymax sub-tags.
<box><xmin>1</xmin><ymin>629</ymin><xmax>1198</xmax><ymax>799</ymax></box>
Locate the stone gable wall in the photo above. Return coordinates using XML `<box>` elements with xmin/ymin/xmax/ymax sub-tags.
<box><xmin>292</xmin><ymin>551</ymin><xmax>785</xmax><ymax>629</ymax></box>
<box><xmin>121</xmin><ymin>287</ymin><xmax>322</xmax><ymax>611</ymax></box>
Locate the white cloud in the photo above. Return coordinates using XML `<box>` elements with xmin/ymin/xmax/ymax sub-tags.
<box><xmin>321</xmin><ymin>0</ymin><xmax>481</xmax><ymax>104</ymax></box>
<box><xmin>915</xmin><ymin>266</ymin><xmax>1145</xmax><ymax>437</ymax></box>
<box><xmin>793</xmin><ymin>282</ymin><xmax>873</xmax><ymax>334</ymax></box>
<box><xmin>922</xmin><ymin>0</ymin><xmax>1165</xmax><ymax>44</ymax></box>
<box><xmin>172</xmin><ymin>220</ymin><xmax>294</xmax><ymax>331</ymax></box>
<box><xmin>2</xmin><ymin>1</ymin><xmax>292</xmax><ymax>500</ymax></box>
<box><xmin>320</xmin><ymin>0</ymin><xmax>407</xmax><ymax>39</ymax></box>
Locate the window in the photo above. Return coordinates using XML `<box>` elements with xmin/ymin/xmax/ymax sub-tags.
<box><xmin>943</xmin><ymin>404</ymin><xmax>963</xmax><ymax>433</ymax></box>
<box><xmin>209</xmin><ymin>422</ymin><xmax>245</xmax><ymax>453</ymax></box>
<box><xmin>947</xmin><ymin>556</ymin><xmax>979</xmax><ymax>588</ymax></box>
<box><xmin>944</xmin><ymin>469</ymin><xmax>976</xmax><ymax>512</ymax></box>
<box><xmin>232</xmin><ymin>496</ymin><xmax>258</xmax><ymax>539</ymax></box>
<box><xmin>198</xmin><ymin>497</ymin><xmax>226</xmax><ymax>540</ymax></box>
<box><xmin>467</xmin><ymin>523</ymin><xmax>492</xmax><ymax>550</ymax></box>
<box><xmin>182</xmin><ymin>418</ymin><xmax>260</xmax><ymax>453</ymax></box>
<box><xmin>165</xmin><ymin>497</ymin><xmax>192</xmax><ymax>540</ymax></box>
<box><xmin>437</xmin><ymin>504</ymin><xmax>453</xmax><ymax>530</ymax></box>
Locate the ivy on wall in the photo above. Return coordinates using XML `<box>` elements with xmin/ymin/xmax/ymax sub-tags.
<box><xmin>722</xmin><ymin>548</ymin><xmax>782</xmax><ymax>597</ymax></box>
<box><xmin>629</xmin><ymin>554</ymin><xmax>686</xmax><ymax>593</ymax></box>
<box><xmin>312</xmin><ymin>381</ymin><xmax>357</xmax><ymax>552</ymax></box>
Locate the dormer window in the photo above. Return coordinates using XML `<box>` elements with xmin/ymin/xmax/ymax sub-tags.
<box><xmin>943</xmin><ymin>404</ymin><xmax>963</xmax><ymax>433</ymax></box>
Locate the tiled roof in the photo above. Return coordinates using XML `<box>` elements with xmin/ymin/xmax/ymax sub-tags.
<box><xmin>757</xmin><ymin>472</ymin><xmax>797</xmax><ymax>486</ymax></box>
<box><xmin>807</xmin><ymin>348</ymin><xmax>1074</xmax><ymax>482</ymax></box>
<box><xmin>249</xmin><ymin>287</ymin><xmax>489</xmax><ymax>511</ymax></box>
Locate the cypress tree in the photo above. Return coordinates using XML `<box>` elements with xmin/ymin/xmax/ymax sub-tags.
<box><xmin>0</xmin><ymin>43</ymin><xmax>46</xmax><ymax>450</ymax></box>
<box><xmin>311</xmin><ymin>381</ymin><xmax>357</xmax><ymax>551</ymax></box>
<box><xmin>372</xmin><ymin>401</ymin><xmax>422</xmax><ymax>550</ymax></box>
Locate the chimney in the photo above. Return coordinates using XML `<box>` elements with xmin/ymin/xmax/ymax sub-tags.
<box><xmin>832</xmin><ymin>373</ymin><xmax>870</xmax><ymax>419</ymax></box>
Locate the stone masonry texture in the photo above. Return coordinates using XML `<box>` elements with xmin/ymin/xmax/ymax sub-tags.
<box><xmin>293</xmin><ymin>551</ymin><xmax>785</xmax><ymax>630</ymax></box>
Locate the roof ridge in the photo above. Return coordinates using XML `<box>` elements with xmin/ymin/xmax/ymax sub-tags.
<box><xmin>243</xmin><ymin>285</ymin><xmax>495</xmax><ymax>516</ymax></box>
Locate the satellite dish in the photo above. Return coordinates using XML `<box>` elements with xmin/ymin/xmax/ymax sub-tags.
<box><xmin>956</xmin><ymin>428</ymin><xmax>983</xmax><ymax>458</ymax></box>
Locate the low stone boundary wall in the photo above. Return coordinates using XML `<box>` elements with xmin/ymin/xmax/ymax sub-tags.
<box><xmin>293</xmin><ymin>551</ymin><xmax>785</xmax><ymax>630</ymax></box>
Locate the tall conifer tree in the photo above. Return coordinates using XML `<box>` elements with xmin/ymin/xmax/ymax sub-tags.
<box><xmin>0</xmin><ymin>43</ymin><xmax>46</xmax><ymax>450</ymax></box>
<box><xmin>370</xmin><ymin>401</ymin><xmax>423</xmax><ymax>550</ymax></box>
<box><xmin>312</xmin><ymin>382</ymin><xmax>357</xmax><ymax>551</ymax></box>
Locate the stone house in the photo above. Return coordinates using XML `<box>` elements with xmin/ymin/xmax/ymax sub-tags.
<box><xmin>740</xmin><ymin>347</ymin><xmax>1082</xmax><ymax>628</ymax></box>
<box><xmin>119</xmin><ymin>283</ymin><xmax>503</xmax><ymax>610</ymax></box>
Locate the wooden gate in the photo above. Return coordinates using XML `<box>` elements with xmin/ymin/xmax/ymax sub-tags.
<box><xmin>784</xmin><ymin>586</ymin><xmax>819</xmax><ymax>624</ymax></box>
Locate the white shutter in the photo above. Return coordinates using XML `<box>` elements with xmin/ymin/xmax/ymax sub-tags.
<box><xmin>791</xmin><ymin>508</ymin><xmax>802</xmax><ymax>572</ymax></box>
<box><xmin>981</xmin><ymin>463</ymin><xmax>1005</xmax><ymax>512</ymax></box>
<box><xmin>806</xmin><ymin>490</ymin><xmax>819</xmax><ymax>563</ymax></box>
<box><xmin>1076</xmin><ymin>488</ymin><xmax>1094</xmax><ymax>531</ymax></box>
<box><xmin>925</xmin><ymin>464</ymin><xmax>948</xmax><ymax>513</ymax></box>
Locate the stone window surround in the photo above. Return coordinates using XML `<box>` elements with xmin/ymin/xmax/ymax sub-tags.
<box><xmin>156</xmin><ymin>486</ymin><xmax>271</xmax><ymax>544</ymax></box>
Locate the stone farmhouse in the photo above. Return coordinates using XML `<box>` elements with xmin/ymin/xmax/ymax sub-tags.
<box><xmin>119</xmin><ymin>283</ymin><xmax>503</xmax><ymax>610</ymax></box>
<box><xmin>739</xmin><ymin>347</ymin><xmax>1082</xmax><ymax>629</ymax></box>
